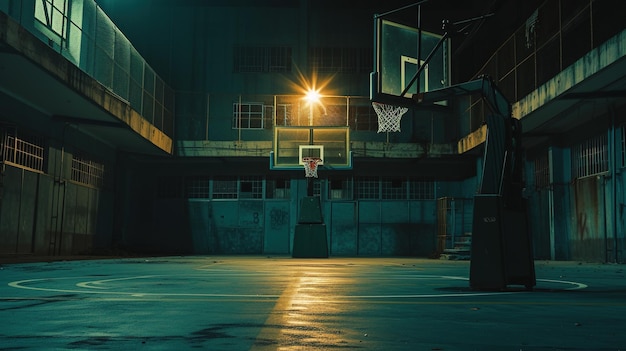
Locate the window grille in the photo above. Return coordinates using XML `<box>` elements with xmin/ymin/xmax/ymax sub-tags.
<box><xmin>533</xmin><ymin>153</ymin><xmax>550</xmax><ymax>189</ymax></box>
<box><xmin>234</xmin><ymin>46</ymin><xmax>292</xmax><ymax>73</ymax></box>
<box><xmin>213</xmin><ymin>177</ymin><xmax>238</xmax><ymax>199</ymax></box>
<box><xmin>186</xmin><ymin>176</ymin><xmax>210</xmax><ymax>199</ymax></box>
<box><xmin>572</xmin><ymin>133</ymin><xmax>608</xmax><ymax>178</ymax></box>
<box><xmin>234</xmin><ymin>46</ymin><xmax>264</xmax><ymax>72</ymax></box>
<box><xmin>0</xmin><ymin>129</ymin><xmax>45</xmax><ymax>172</ymax></box>
<box><xmin>240</xmin><ymin>176</ymin><xmax>263</xmax><ymax>199</ymax></box>
<box><xmin>266</xmin><ymin>178</ymin><xmax>291</xmax><ymax>199</ymax></box>
<box><xmin>382</xmin><ymin>177</ymin><xmax>407</xmax><ymax>199</ymax></box>
<box><xmin>309</xmin><ymin>47</ymin><xmax>372</xmax><ymax>73</ymax></box>
<box><xmin>71</xmin><ymin>154</ymin><xmax>105</xmax><ymax>188</ymax></box>
<box><xmin>409</xmin><ymin>178</ymin><xmax>435</xmax><ymax>200</ymax></box>
<box><xmin>328</xmin><ymin>177</ymin><xmax>353</xmax><ymax>200</ymax></box>
<box><xmin>268</xmin><ymin>47</ymin><xmax>292</xmax><ymax>72</ymax></box>
<box><xmin>357</xmin><ymin>176</ymin><xmax>379</xmax><ymax>199</ymax></box>
<box><xmin>233</xmin><ymin>102</ymin><xmax>265</xmax><ymax>129</ymax></box>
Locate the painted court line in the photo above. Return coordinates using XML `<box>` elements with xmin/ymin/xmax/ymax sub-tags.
<box><xmin>7</xmin><ymin>274</ymin><xmax>587</xmax><ymax>300</ymax></box>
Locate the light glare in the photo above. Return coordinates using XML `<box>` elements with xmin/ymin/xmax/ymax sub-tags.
<box><xmin>305</xmin><ymin>89</ymin><xmax>321</xmax><ymax>103</ymax></box>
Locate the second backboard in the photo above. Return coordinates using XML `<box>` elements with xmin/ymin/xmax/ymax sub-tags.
<box><xmin>371</xmin><ymin>17</ymin><xmax>450</xmax><ymax>106</ymax></box>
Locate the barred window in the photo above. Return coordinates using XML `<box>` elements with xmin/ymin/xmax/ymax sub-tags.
<box><xmin>213</xmin><ymin>177</ymin><xmax>238</xmax><ymax>199</ymax></box>
<box><xmin>266</xmin><ymin>178</ymin><xmax>291</xmax><ymax>199</ymax></box>
<box><xmin>186</xmin><ymin>176</ymin><xmax>210</xmax><ymax>199</ymax></box>
<box><xmin>0</xmin><ymin>129</ymin><xmax>45</xmax><ymax>172</ymax></box>
<box><xmin>309</xmin><ymin>47</ymin><xmax>372</xmax><ymax>73</ymax></box>
<box><xmin>572</xmin><ymin>133</ymin><xmax>608</xmax><ymax>178</ymax></box>
<box><xmin>533</xmin><ymin>153</ymin><xmax>550</xmax><ymax>189</ymax></box>
<box><xmin>233</xmin><ymin>102</ymin><xmax>264</xmax><ymax>129</ymax></box>
<box><xmin>409</xmin><ymin>178</ymin><xmax>435</xmax><ymax>200</ymax></box>
<box><xmin>328</xmin><ymin>177</ymin><xmax>353</xmax><ymax>200</ymax></box>
<box><xmin>71</xmin><ymin>154</ymin><xmax>105</xmax><ymax>188</ymax></box>
<box><xmin>357</xmin><ymin>176</ymin><xmax>379</xmax><ymax>199</ymax></box>
<box><xmin>268</xmin><ymin>47</ymin><xmax>292</xmax><ymax>72</ymax></box>
<box><xmin>234</xmin><ymin>46</ymin><xmax>264</xmax><ymax>72</ymax></box>
<box><xmin>382</xmin><ymin>177</ymin><xmax>406</xmax><ymax>199</ymax></box>
<box><xmin>240</xmin><ymin>176</ymin><xmax>263</xmax><ymax>199</ymax></box>
<box><xmin>349</xmin><ymin>105</ymin><xmax>378</xmax><ymax>131</ymax></box>
<box><xmin>234</xmin><ymin>46</ymin><xmax>292</xmax><ymax>73</ymax></box>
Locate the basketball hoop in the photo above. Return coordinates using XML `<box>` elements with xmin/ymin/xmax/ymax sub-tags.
<box><xmin>372</xmin><ymin>101</ymin><xmax>408</xmax><ymax>133</ymax></box>
<box><xmin>302</xmin><ymin>157</ymin><xmax>322</xmax><ymax>178</ymax></box>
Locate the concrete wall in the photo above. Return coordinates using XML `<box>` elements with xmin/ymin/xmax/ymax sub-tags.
<box><xmin>0</xmin><ymin>163</ymin><xmax>113</xmax><ymax>255</ymax></box>
<box><xmin>121</xmin><ymin>173</ymin><xmax>441</xmax><ymax>257</ymax></box>
<box><xmin>0</xmin><ymin>87</ymin><xmax>117</xmax><ymax>256</ymax></box>
<box><xmin>526</xmin><ymin>124</ymin><xmax>625</xmax><ymax>263</ymax></box>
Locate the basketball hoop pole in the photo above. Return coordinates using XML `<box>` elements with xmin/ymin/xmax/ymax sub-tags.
<box><xmin>307</xmin><ymin>177</ymin><xmax>313</xmax><ymax>196</ymax></box>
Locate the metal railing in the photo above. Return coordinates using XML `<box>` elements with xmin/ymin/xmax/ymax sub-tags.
<box><xmin>0</xmin><ymin>0</ymin><xmax>174</xmax><ymax>137</ymax></box>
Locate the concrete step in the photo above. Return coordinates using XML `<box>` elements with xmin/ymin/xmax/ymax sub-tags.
<box><xmin>440</xmin><ymin>247</ymin><xmax>471</xmax><ymax>261</ymax></box>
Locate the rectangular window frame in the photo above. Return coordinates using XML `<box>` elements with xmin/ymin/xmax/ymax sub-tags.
<box><xmin>382</xmin><ymin>177</ymin><xmax>407</xmax><ymax>200</ymax></box>
<box><xmin>233</xmin><ymin>102</ymin><xmax>265</xmax><ymax>129</ymax></box>
<box><xmin>212</xmin><ymin>177</ymin><xmax>238</xmax><ymax>200</ymax></box>
<box><xmin>572</xmin><ymin>133</ymin><xmax>609</xmax><ymax>179</ymax></box>
<box><xmin>328</xmin><ymin>177</ymin><xmax>353</xmax><ymax>200</ymax></box>
<box><xmin>71</xmin><ymin>153</ymin><xmax>105</xmax><ymax>188</ymax></box>
<box><xmin>234</xmin><ymin>46</ymin><xmax>292</xmax><ymax>73</ymax></box>
<box><xmin>266</xmin><ymin>178</ymin><xmax>291</xmax><ymax>199</ymax></box>
<box><xmin>408</xmin><ymin>178</ymin><xmax>435</xmax><ymax>200</ymax></box>
<box><xmin>239</xmin><ymin>176</ymin><xmax>263</xmax><ymax>199</ymax></box>
<box><xmin>186</xmin><ymin>176</ymin><xmax>211</xmax><ymax>199</ymax></box>
<box><xmin>0</xmin><ymin>128</ymin><xmax>46</xmax><ymax>173</ymax></box>
<box><xmin>357</xmin><ymin>176</ymin><xmax>380</xmax><ymax>200</ymax></box>
<box><xmin>309</xmin><ymin>47</ymin><xmax>373</xmax><ymax>73</ymax></box>
<box><xmin>34</xmin><ymin>0</ymin><xmax>69</xmax><ymax>44</ymax></box>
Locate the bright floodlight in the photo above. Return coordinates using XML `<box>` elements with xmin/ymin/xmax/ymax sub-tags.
<box><xmin>305</xmin><ymin>89</ymin><xmax>321</xmax><ymax>103</ymax></box>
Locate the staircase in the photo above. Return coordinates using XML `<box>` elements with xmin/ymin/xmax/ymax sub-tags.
<box><xmin>439</xmin><ymin>232</ymin><xmax>472</xmax><ymax>260</ymax></box>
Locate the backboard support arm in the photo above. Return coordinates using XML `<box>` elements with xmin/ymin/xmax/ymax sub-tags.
<box><xmin>401</xmin><ymin>14</ymin><xmax>495</xmax><ymax>98</ymax></box>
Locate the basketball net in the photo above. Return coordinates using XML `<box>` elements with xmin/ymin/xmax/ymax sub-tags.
<box><xmin>302</xmin><ymin>157</ymin><xmax>322</xmax><ymax>178</ymax></box>
<box><xmin>372</xmin><ymin>101</ymin><xmax>408</xmax><ymax>133</ymax></box>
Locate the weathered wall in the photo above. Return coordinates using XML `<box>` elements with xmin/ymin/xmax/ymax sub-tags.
<box><xmin>0</xmin><ymin>163</ymin><xmax>113</xmax><ymax>255</ymax></box>
<box><xmin>569</xmin><ymin>176</ymin><xmax>607</xmax><ymax>261</ymax></box>
<box><xmin>140</xmin><ymin>186</ymin><xmax>438</xmax><ymax>257</ymax></box>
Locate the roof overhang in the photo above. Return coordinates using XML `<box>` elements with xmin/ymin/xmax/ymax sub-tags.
<box><xmin>0</xmin><ymin>12</ymin><xmax>172</xmax><ymax>156</ymax></box>
<box><xmin>513</xmin><ymin>29</ymin><xmax>626</xmax><ymax>150</ymax></box>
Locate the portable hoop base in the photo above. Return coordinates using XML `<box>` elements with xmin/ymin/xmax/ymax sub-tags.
<box><xmin>293</xmin><ymin>196</ymin><xmax>328</xmax><ymax>258</ymax></box>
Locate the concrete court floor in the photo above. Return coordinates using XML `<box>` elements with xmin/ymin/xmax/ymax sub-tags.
<box><xmin>0</xmin><ymin>256</ymin><xmax>625</xmax><ymax>351</ymax></box>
